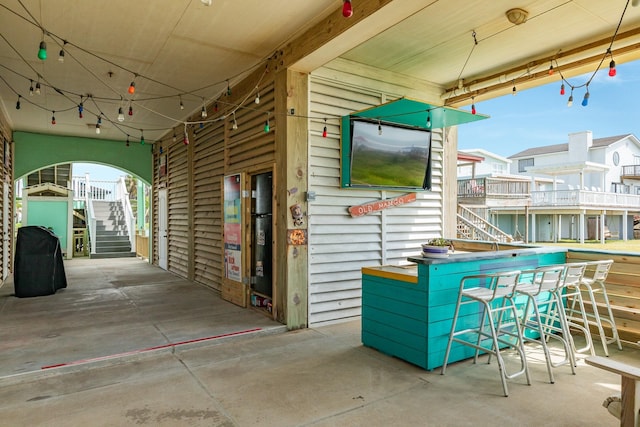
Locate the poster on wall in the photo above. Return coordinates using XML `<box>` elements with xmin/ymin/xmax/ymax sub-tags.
<box><xmin>223</xmin><ymin>174</ymin><xmax>242</xmax><ymax>282</ymax></box>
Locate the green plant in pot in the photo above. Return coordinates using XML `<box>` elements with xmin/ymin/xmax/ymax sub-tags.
<box><xmin>421</xmin><ymin>238</ymin><xmax>455</xmax><ymax>257</ymax></box>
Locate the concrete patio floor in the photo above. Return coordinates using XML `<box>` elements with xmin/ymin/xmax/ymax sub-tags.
<box><xmin>0</xmin><ymin>257</ymin><xmax>638</xmax><ymax>426</ymax></box>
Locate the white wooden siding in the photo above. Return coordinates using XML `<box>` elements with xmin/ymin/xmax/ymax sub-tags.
<box><xmin>308</xmin><ymin>74</ymin><xmax>444</xmax><ymax>326</ymax></box>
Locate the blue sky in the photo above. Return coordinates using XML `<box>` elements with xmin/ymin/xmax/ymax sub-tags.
<box><xmin>457</xmin><ymin>60</ymin><xmax>640</xmax><ymax>158</ymax></box>
<box><xmin>73</xmin><ymin>162</ymin><xmax>126</xmax><ymax>181</ymax></box>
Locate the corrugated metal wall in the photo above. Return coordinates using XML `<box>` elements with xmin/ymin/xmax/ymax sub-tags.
<box><xmin>167</xmin><ymin>137</ymin><xmax>190</xmax><ymax>277</ymax></box>
<box><xmin>151</xmin><ymin>81</ymin><xmax>276</xmax><ymax>290</ymax></box>
<box><xmin>192</xmin><ymin>120</ymin><xmax>225</xmax><ymax>290</ymax></box>
<box><xmin>308</xmin><ymin>75</ymin><xmax>444</xmax><ymax>326</ymax></box>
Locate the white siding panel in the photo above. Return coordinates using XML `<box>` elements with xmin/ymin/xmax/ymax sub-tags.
<box><xmin>308</xmin><ymin>74</ymin><xmax>445</xmax><ymax>326</ymax></box>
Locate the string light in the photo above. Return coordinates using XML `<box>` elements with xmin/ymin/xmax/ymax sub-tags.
<box><xmin>560</xmin><ymin>83</ymin><xmax>565</xmax><ymax>96</ymax></box>
<box><xmin>378</xmin><ymin>120</ymin><xmax>382</xmax><ymax>135</ymax></box>
<box><xmin>117</xmin><ymin>107</ymin><xmax>125</xmax><ymax>122</ymax></box>
<box><xmin>426</xmin><ymin>112</ymin><xmax>432</xmax><ymax>128</ymax></box>
<box><xmin>255</xmin><ymin>89</ymin><xmax>260</xmax><ymax>104</ymax></box>
<box><xmin>264</xmin><ymin>114</ymin><xmax>270</xmax><ymax>133</ymax></box>
<box><xmin>179</xmin><ymin>96</ymin><xmax>184</xmax><ymax>110</ymax></box>
<box><xmin>201</xmin><ymin>100</ymin><xmax>207</xmax><ymax>118</ymax></box>
<box><xmin>183</xmin><ymin>125</ymin><xmax>189</xmax><ymax>145</ymax></box>
<box><xmin>512</xmin><ymin>84</ymin><xmax>517</xmax><ymax>96</ymax></box>
<box><xmin>581</xmin><ymin>89</ymin><xmax>590</xmax><ymax>107</ymax></box>
<box><xmin>58</xmin><ymin>42</ymin><xmax>66</xmax><ymax>63</ymax></box>
<box><xmin>342</xmin><ymin>0</ymin><xmax>353</xmax><ymax>18</ymax></box>
<box><xmin>95</xmin><ymin>123</ymin><xmax>101</xmax><ymax>134</ymax></box>
<box><xmin>35</xmin><ymin>81</ymin><xmax>41</xmax><ymax>95</ymax></box>
<box><xmin>232</xmin><ymin>112</ymin><xmax>238</xmax><ymax>130</ymax></box>
<box><xmin>29</xmin><ymin>80</ymin><xmax>34</xmax><ymax>96</ymax></box>
<box><xmin>226</xmin><ymin>80</ymin><xmax>232</xmax><ymax>96</ymax></box>
<box><xmin>140</xmin><ymin>131</ymin><xmax>145</xmax><ymax>145</ymax></box>
<box><xmin>567</xmin><ymin>88</ymin><xmax>574</xmax><ymax>107</ymax></box>
<box><xmin>78</xmin><ymin>102</ymin><xmax>84</xmax><ymax>119</ymax></box>
<box><xmin>126</xmin><ymin>136</ymin><xmax>130</xmax><ymax>147</ymax></box>
<box><xmin>37</xmin><ymin>39</ymin><xmax>47</xmax><ymax>60</ymax></box>
<box><xmin>608</xmin><ymin>49</ymin><xmax>617</xmax><ymax>77</ymax></box>
<box><xmin>322</xmin><ymin>118</ymin><xmax>327</xmax><ymax>137</ymax></box>
<box><xmin>51</xmin><ymin>111</ymin><xmax>56</xmax><ymax>125</ymax></box>
<box><xmin>128</xmin><ymin>80</ymin><xmax>136</xmax><ymax>95</ymax></box>
<box><xmin>15</xmin><ymin>95</ymin><xmax>21</xmax><ymax>110</ymax></box>
<box><xmin>173</xmin><ymin>131</ymin><xmax>177</xmax><ymax>142</ymax></box>
<box><xmin>471</xmin><ymin>97</ymin><xmax>476</xmax><ymax>115</ymax></box>
<box><xmin>128</xmin><ymin>104</ymin><xmax>133</xmax><ymax>116</ymax></box>
<box><xmin>548</xmin><ymin>62</ymin><xmax>554</xmax><ymax>75</ymax></box>
<box><xmin>214</xmin><ymin>102</ymin><xmax>219</xmax><ymax>112</ymax></box>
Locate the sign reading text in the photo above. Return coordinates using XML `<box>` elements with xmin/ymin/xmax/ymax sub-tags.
<box><xmin>348</xmin><ymin>192</ymin><xmax>417</xmax><ymax>217</ymax></box>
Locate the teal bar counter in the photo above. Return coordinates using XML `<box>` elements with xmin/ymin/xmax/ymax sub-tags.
<box><xmin>361</xmin><ymin>245</ymin><xmax>567</xmax><ymax>371</ymax></box>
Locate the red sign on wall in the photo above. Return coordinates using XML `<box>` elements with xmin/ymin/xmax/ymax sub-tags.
<box><xmin>348</xmin><ymin>192</ymin><xmax>417</xmax><ymax>217</ymax></box>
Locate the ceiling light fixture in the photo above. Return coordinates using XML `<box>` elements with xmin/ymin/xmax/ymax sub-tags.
<box><xmin>506</xmin><ymin>8</ymin><xmax>528</xmax><ymax>25</ymax></box>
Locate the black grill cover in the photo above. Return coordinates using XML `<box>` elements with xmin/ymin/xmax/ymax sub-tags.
<box><xmin>14</xmin><ymin>226</ymin><xmax>67</xmax><ymax>298</ymax></box>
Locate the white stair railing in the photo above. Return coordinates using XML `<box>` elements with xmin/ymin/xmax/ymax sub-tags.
<box><xmin>116</xmin><ymin>177</ymin><xmax>136</xmax><ymax>253</ymax></box>
<box><xmin>84</xmin><ymin>173</ymin><xmax>97</xmax><ymax>255</ymax></box>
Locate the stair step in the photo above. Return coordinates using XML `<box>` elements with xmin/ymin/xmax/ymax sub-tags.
<box><xmin>90</xmin><ymin>252</ymin><xmax>137</xmax><ymax>259</ymax></box>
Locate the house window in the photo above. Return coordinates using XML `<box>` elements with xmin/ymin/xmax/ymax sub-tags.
<box><xmin>613</xmin><ymin>151</ymin><xmax>620</xmax><ymax>166</ymax></box>
<box><xmin>492</xmin><ymin>163</ymin><xmax>506</xmax><ymax>174</ymax></box>
<box><xmin>518</xmin><ymin>158</ymin><xmax>534</xmax><ymax>173</ymax></box>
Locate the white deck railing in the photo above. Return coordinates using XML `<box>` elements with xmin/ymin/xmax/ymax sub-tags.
<box><xmin>531</xmin><ymin>189</ymin><xmax>640</xmax><ymax>208</ymax></box>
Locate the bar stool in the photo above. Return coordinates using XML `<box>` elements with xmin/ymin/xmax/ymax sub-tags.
<box><xmin>559</xmin><ymin>262</ymin><xmax>595</xmax><ymax>358</ymax></box>
<box><xmin>441</xmin><ymin>270</ymin><xmax>530</xmax><ymax>397</ymax></box>
<box><xmin>567</xmin><ymin>260</ymin><xmax>621</xmax><ymax>356</ymax></box>
<box><xmin>516</xmin><ymin>265</ymin><xmax>576</xmax><ymax>384</ymax></box>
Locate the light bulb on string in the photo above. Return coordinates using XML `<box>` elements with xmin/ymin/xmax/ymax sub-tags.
<box><xmin>548</xmin><ymin>63</ymin><xmax>554</xmax><ymax>75</ymax></box>
<box><xmin>35</xmin><ymin>81</ymin><xmax>41</xmax><ymax>95</ymax></box>
<box><xmin>264</xmin><ymin>116</ymin><xmax>270</xmax><ymax>133</ymax></box>
<box><xmin>58</xmin><ymin>42</ymin><xmax>66</xmax><ymax>62</ymax></box>
<box><xmin>609</xmin><ymin>59</ymin><xmax>617</xmax><ymax>77</ymax></box>
<box><xmin>159</xmin><ymin>146</ymin><xmax>163</xmax><ymax>154</ymax></box>
<box><xmin>214</xmin><ymin>102</ymin><xmax>219</xmax><ymax>112</ymax></box>
<box><xmin>378</xmin><ymin>120</ymin><xmax>382</xmax><ymax>135</ymax></box>
<box><xmin>183</xmin><ymin>125</ymin><xmax>189</xmax><ymax>145</ymax></box>
<box><xmin>128</xmin><ymin>81</ymin><xmax>136</xmax><ymax>95</ymax></box>
<box><xmin>95</xmin><ymin>123</ymin><xmax>101</xmax><ymax>135</ymax></box>
<box><xmin>342</xmin><ymin>0</ymin><xmax>353</xmax><ymax>18</ymax></box>
<box><xmin>322</xmin><ymin>118</ymin><xmax>328</xmax><ymax>137</ymax></box>
<box><xmin>255</xmin><ymin>89</ymin><xmax>260</xmax><ymax>104</ymax></box>
<box><xmin>567</xmin><ymin>89</ymin><xmax>574</xmax><ymax>107</ymax></box>
<box><xmin>126</xmin><ymin>136</ymin><xmax>130</xmax><ymax>147</ymax></box>
<box><xmin>512</xmin><ymin>85</ymin><xmax>517</xmax><ymax>96</ymax></box>
<box><xmin>471</xmin><ymin>98</ymin><xmax>476</xmax><ymax>115</ymax></box>
<box><xmin>140</xmin><ymin>131</ymin><xmax>145</xmax><ymax>145</ymax></box>
<box><xmin>201</xmin><ymin>101</ymin><xmax>207</xmax><ymax>118</ymax></box>
<box><xmin>232</xmin><ymin>112</ymin><xmax>238</xmax><ymax>130</ymax></box>
<box><xmin>29</xmin><ymin>80</ymin><xmax>34</xmax><ymax>96</ymax></box>
<box><xmin>426</xmin><ymin>111</ymin><xmax>432</xmax><ymax>128</ymax></box>
<box><xmin>226</xmin><ymin>80</ymin><xmax>232</xmax><ymax>96</ymax></box>
<box><xmin>51</xmin><ymin>111</ymin><xmax>56</xmax><ymax>125</ymax></box>
<box><xmin>78</xmin><ymin>103</ymin><xmax>84</xmax><ymax>119</ymax></box>
<box><xmin>560</xmin><ymin>83</ymin><xmax>565</xmax><ymax>96</ymax></box>
<box><xmin>15</xmin><ymin>95</ymin><xmax>21</xmax><ymax>110</ymax></box>
<box><xmin>581</xmin><ymin>90</ymin><xmax>590</xmax><ymax>107</ymax></box>
<box><xmin>128</xmin><ymin>104</ymin><xmax>133</xmax><ymax>116</ymax></box>
<box><xmin>179</xmin><ymin>97</ymin><xmax>184</xmax><ymax>110</ymax></box>
<box><xmin>97</xmin><ymin>115</ymin><xmax>102</xmax><ymax>125</ymax></box>
<box><xmin>173</xmin><ymin>131</ymin><xmax>177</xmax><ymax>142</ymax></box>
<box><xmin>37</xmin><ymin>39</ymin><xmax>47</xmax><ymax>60</ymax></box>
<box><xmin>117</xmin><ymin>107</ymin><xmax>125</xmax><ymax>122</ymax></box>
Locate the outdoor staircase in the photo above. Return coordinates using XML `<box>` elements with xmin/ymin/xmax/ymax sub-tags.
<box><xmin>90</xmin><ymin>200</ymin><xmax>135</xmax><ymax>259</ymax></box>
<box><xmin>457</xmin><ymin>205</ymin><xmax>519</xmax><ymax>243</ymax></box>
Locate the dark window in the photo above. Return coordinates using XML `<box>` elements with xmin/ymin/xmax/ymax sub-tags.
<box><xmin>518</xmin><ymin>158</ymin><xmax>534</xmax><ymax>173</ymax></box>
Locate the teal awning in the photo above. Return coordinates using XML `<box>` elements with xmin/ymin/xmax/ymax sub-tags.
<box><xmin>348</xmin><ymin>98</ymin><xmax>488</xmax><ymax>129</ymax></box>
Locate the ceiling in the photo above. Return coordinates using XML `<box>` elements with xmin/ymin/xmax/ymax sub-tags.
<box><xmin>1</xmin><ymin>0</ymin><xmax>639</xmax><ymax>144</ymax></box>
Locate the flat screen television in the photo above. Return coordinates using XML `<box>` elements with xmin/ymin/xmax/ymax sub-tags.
<box><xmin>341</xmin><ymin>117</ymin><xmax>432</xmax><ymax>190</ymax></box>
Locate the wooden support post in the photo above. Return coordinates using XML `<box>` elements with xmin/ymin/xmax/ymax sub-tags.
<box><xmin>586</xmin><ymin>356</ymin><xmax>640</xmax><ymax>427</ymax></box>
